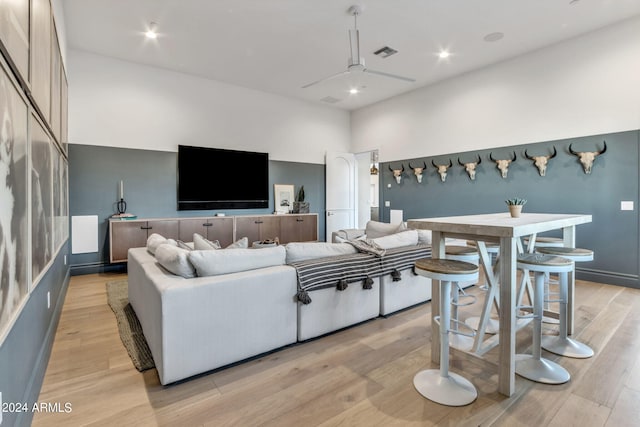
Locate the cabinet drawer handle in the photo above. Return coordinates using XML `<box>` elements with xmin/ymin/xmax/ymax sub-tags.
<box><xmin>255</xmin><ymin>220</ymin><xmax>264</xmax><ymax>224</ymax></box>
<box><xmin>140</xmin><ymin>226</ymin><xmax>152</xmax><ymax>230</ymax></box>
<box><xmin>203</xmin><ymin>223</ymin><xmax>213</xmax><ymax>227</ymax></box>
<box><xmin>296</xmin><ymin>219</ymin><xmax>304</xmax><ymax>222</ymax></box>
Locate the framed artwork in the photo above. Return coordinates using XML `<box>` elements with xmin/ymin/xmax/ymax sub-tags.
<box><xmin>274</xmin><ymin>184</ymin><xmax>294</xmax><ymax>214</ymax></box>
<box><xmin>29</xmin><ymin>0</ymin><xmax>51</xmax><ymax>123</ymax></box>
<box><xmin>0</xmin><ymin>0</ymin><xmax>29</xmax><ymax>83</ymax></box>
<box><xmin>0</xmin><ymin>58</ymin><xmax>29</xmax><ymax>340</ymax></box>
<box><xmin>30</xmin><ymin>112</ymin><xmax>53</xmax><ymax>287</ymax></box>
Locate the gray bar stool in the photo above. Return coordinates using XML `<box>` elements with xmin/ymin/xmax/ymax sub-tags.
<box><xmin>414</xmin><ymin>258</ymin><xmax>479</xmax><ymax>406</ymax></box>
<box><xmin>535</xmin><ymin>246</ymin><xmax>595</xmax><ymax>358</ymax></box>
<box><xmin>516</xmin><ymin>254</ymin><xmax>572</xmax><ymax>384</ymax></box>
<box><xmin>444</xmin><ymin>245</ymin><xmax>480</xmax><ymax>350</ymax></box>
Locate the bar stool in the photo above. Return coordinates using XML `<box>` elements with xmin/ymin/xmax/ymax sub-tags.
<box><xmin>535</xmin><ymin>246</ymin><xmax>594</xmax><ymax>358</ymax></box>
<box><xmin>515</xmin><ymin>254</ymin><xmax>572</xmax><ymax>384</ymax></box>
<box><xmin>523</xmin><ymin>236</ymin><xmax>564</xmax><ymax>249</ymax></box>
<box><xmin>445</xmin><ymin>245</ymin><xmax>480</xmax><ymax>350</ymax></box>
<box><xmin>413</xmin><ymin>258</ymin><xmax>479</xmax><ymax>406</ymax></box>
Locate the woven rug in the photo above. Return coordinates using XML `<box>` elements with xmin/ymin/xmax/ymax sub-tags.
<box><xmin>106</xmin><ymin>280</ymin><xmax>155</xmax><ymax>371</ymax></box>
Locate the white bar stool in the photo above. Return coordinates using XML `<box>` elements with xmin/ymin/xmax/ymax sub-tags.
<box><xmin>444</xmin><ymin>245</ymin><xmax>480</xmax><ymax>350</ymax></box>
<box><xmin>516</xmin><ymin>254</ymin><xmax>572</xmax><ymax>384</ymax></box>
<box><xmin>414</xmin><ymin>258</ymin><xmax>479</xmax><ymax>406</ymax></box>
<box><xmin>535</xmin><ymin>246</ymin><xmax>595</xmax><ymax>358</ymax></box>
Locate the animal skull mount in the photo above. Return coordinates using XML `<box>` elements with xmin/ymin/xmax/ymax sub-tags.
<box><xmin>457</xmin><ymin>155</ymin><xmax>482</xmax><ymax>181</ymax></box>
<box><xmin>490</xmin><ymin>151</ymin><xmax>517</xmax><ymax>179</ymax></box>
<box><xmin>409</xmin><ymin>161</ymin><xmax>427</xmax><ymax>183</ymax></box>
<box><xmin>569</xmin><ymin>141</ymin><xmax>607</xmax><ymax>174</ymax></box>
<box><xmin>388</xmin><ymin>164</ymin><xmax>405</xmax><ymax>184</ymax></box>
<box><xmin>432</xmin><ymin>159</ymin><xmax>453</xmax><ymax>182</ymax></box>
<box><xmin>525</xmin><ymin>146</ymin><xmax>557</xmax><ymax>177</ymax></box>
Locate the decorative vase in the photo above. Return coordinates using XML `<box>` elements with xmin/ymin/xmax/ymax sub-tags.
<box><xmin>509</xmin><ymin>205</ymin><xmax>523</xmax><ymax>218</ymax></box>
<box><xmin>292</xmin><ymin>201</ymin><xmax>310</xmax><ymax>214</ymax></box>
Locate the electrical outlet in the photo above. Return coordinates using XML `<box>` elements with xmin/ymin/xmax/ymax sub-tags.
<box><xmin>621</xmin><ymin>201</ymin><xmax>634</xmax><ymax>211</ymax></box>
<box><xmin>385</xmin><ymin>201</ymin><xmax>391</xmax><ymax>207</ymax></box>
<box><xmin>47</xmin><ymin>291</ymin><xmax>50</xmax><ymax>309</ymax></box>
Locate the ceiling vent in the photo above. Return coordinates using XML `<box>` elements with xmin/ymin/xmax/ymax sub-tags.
<box><xmin>320</xmin><ymin>96</ymin><xmax>342</xmax><ymax>104</ymax></box>
<box><xmin>373</xmin><ymin>46</ymin><xmax>398</xmax><ymax>58</ymax></box>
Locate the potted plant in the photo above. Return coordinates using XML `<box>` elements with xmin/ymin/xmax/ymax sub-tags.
<box><xmin>505</xmin><ymin>197</ymin><xmax>527</xmax><ymax>218</ymax></box>
<box><xmin>292</xmin><ymin>186</ymin><xmax>310</xmax><ymax>214</ymax></box>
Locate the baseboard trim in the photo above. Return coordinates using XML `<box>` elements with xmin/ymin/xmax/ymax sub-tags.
<box><xmin>576</xmin><ymin>267</ymin><xmax>639</xmax><ymax>289</ymax></box>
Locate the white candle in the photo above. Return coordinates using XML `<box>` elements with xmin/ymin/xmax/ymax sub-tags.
<box><xmin>120</xmin><ymin>180</ymin><xmax>124</xmax><ymax>199</ymax></box>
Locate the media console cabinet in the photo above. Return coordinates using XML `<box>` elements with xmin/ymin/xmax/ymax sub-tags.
<box><xmin>109</xmin><ymin>213</ymin><xmax>318</xmax><ymax>263</ymax></box>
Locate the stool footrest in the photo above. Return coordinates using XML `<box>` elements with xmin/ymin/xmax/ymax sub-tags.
<box><xmin>451</xmin><ymin>293</ymin><xmax>477</xmax><ymax>307</ymax></box>
<box><xmin>448</xmin><ymin>319</ymin><xmax>477</xmax><ymax>338</ymax></box>
<box><xmin>516</xmin><ymin>305</ymin><xmax>537</xmax><ymax>320</ymax></box>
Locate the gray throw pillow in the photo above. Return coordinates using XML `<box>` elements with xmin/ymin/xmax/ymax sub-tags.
<box><xmin>193</xmin><ymin>233</ymin><xmax>221</xmax><ymax>250</ymax></box>
<box><xmin>226</xmin><ymin>236</ymin><xmax>249</xmax><ymax>249</ymax></box>
<box><xmin>365</xmin><ymin>221</ymin><xmax>406</xmax><ymax>239</ymax></box>
<box><xmin>155</xmin><ymin>244</ymin><xmax>196</xmax><ymax>278</ymax></box>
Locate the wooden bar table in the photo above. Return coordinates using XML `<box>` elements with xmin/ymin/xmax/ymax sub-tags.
<box><xmin>407</xmin><ymin>212</ymin><xmax>592</xmax><ymax>397</ymax></box>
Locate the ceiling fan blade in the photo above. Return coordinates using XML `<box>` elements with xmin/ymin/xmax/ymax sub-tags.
<box><xmin>301</xmin><ymin>70</ymin><xmax>350</xmax><ymax>89</ymax></box>
<box><xmin>363</xmin><ymin>68</ymin><xmax>416</xmax><ymax>83</ymax></box>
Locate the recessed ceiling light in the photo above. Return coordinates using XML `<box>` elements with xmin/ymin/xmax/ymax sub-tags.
<box><xmin>349</xmin><ymin>88</ymin><xmax>359</xmax><ymax>94</ymax></box>
<box><xmin>145</xmin><ymin>22</ymin><xmax>158</xmax><ymax>39</ymax></box>
<box><xmin>483</xmin><ymin>32</ymin><xmax>504</xmax><ymax>42</ymax></box>
<box><xmin>438</xmin><ymin>50</ymin><xmax>450</xmax><ymax>59</ymax></box>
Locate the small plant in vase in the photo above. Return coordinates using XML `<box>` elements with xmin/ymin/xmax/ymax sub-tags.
<box><xmin>505</xmin><ymin>197</ymin><xmax>527</xmax><ymax>218</ymax></box>
<box><xmin>292</xmin><ymin>186</ymin><xmax>310</xmax><ymax>214</ymax></box>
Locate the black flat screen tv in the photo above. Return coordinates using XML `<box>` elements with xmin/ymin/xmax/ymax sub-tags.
<box><xmin>177</xmin><ymin>145</ymin><xmax>269</xmax><ymax>210</ymax></box>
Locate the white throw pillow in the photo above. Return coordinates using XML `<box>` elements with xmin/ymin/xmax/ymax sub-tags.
<box><xmin>371</xmin><ymin>229</ymin><xmax>419</xmax><ymax>249</ymax></box>
<box><xmin>188</xmin><ymin>246</ymin><xmax>286</xmax><ymax>276</ymax></box>
<box><xmin>147</xmin><ymin>233</ymin><xmax>177</xmax><ymax>255</ymax></box>
<box><xmin>416</xmin><ymin>229</ymin><xmax>432</xmax><ymax>245</ymax></box>
<box><xmin>176</xmin><ymin>240</ymin><xmax>193</xmax><ymax>251</ymax></box>
<box><xmin>365</xmin><ymin>220</ymin><xmax>406</xmax><ymax>239</ymax></box>
<box><xmin>285</xmin><ymin>242</ymin><xmax>358</xmax><ymax>263</ymax></box>
<box><xmin>226</xmin><ymin>236</ymin><xmax>249</xmax><ymax>249</ymax></box>
<box><xmin>193</xmin><ymin>233</ymin><xmax>221</xmax><ymax>250</ymax></box>
<box><xmin>155</xmin><ymin>244</ymin><xmax>196</xmax><ymax>278</ymax></box>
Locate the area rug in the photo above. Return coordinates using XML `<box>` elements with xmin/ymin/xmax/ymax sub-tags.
<box><xmin>106</xmin><ymin>280</ymin><xmax>155</xmax><ymax>371</ymax></box>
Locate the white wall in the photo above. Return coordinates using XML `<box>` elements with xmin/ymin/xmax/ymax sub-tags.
<box><xmin>67</xmin><ymin>50</ymin><xmax>350</xmax><ymax>164</ymax></box>
<box><xmin>351</xmin><ymin>17</ymin><xmax>640</xmax><ymax>162</ymax></box>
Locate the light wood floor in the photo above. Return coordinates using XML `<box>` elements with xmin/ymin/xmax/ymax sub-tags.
<box><xmin>33</xmin><ymin>273</ymin><xmax>640</xmax><ymax>426</ymax></box>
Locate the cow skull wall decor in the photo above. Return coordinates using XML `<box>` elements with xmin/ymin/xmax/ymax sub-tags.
<box><xmin>388</xmin><ymin>164</ymin><xmax>404</xmax><ymax>184</ymax></box>
<box><xmin>457</xmin><ymin>155</ymin><xmax>482</xmax><ymax>181</ymax></box>
<box><xmin>409</xmin><ymin>161</ymin><xmax>427</xmax><ymax>183</ymax></box>
<box><xmin>489</xmin><ymin>151</ymin><xmax>517</xmax><ymax>179</ymax></box>
<box><xmin>569</xmin><ymin>141</ymin><xmax>607</xmax><ymax>174</ymax></box>
<box><xmin>432</xmin><ymin>159</ymin><xmax>453</xmax><ymax>182</ymax></box>
<box><xmin>525</xmin><ymin>146</ymin><xmax>557</xmax><ymax>177</ymax></box>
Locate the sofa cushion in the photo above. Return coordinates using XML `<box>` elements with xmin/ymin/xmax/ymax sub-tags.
<box><xmin>365</xmin><ymin>220</ymin><xmax>406</xmax><ymax>239</ymax></box>
<box><xmin>371</xmin><ymin>229</ymin><xmax>419</xmax><ymax>249</ymax></box>
<box><xmin>155</xmin><ymin>244</ymin><xmax>197</xmax><ymax>278</ymax></box>
<box><xmin>188</xmin><ymin>246</ymin><xmax>286</xmax><ymax>276</ymax></box>
<box><xmin>176</xmin><ymin>240</ymin><xmax>193</xmax><ymax>251</ymax></box>
<box><xmin>285</xmin><ymin>242</ymin><xmax>358</xmax><ymax>263</ymax></box>
<box><xmin>226</xmin><ymin>236</ymin><xmax>249</xmax><ymax>249</ymax></box>
<box><xmin>147</xmin><ymin>233</ymin><xmax>177</xmax><ymax>255</ymax></box>
<box><xmin>193</xmin><ymin>233</ymin><xmax>221</xmax><ymax>250</ymax></box>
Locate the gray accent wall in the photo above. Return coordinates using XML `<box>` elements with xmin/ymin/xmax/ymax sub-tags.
<box><xmin>0</xmin><ymin>245</ymin><xmax>70</xmax><ymax>427</ymax></box>
<box><xmin>379</xmin><ymin>130</ymin><xmax>639</xmax><ymax>288</ymax></box>
<box><xmin>68</xmin><ymin>144</ymin><xmax>326</xmax><ymax>273</ymax></box>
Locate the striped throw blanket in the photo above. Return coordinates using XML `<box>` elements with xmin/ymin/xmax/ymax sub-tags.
<box><xmin>292</xmin><ymin>244</ymin><xmax>432</xmax><ymax>304</ymax></box>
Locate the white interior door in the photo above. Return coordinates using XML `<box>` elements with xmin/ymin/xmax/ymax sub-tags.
<box><xmin>325</xmin><ymin>151</ymin><xmax>356</xmax><ymax>241</ymax></box>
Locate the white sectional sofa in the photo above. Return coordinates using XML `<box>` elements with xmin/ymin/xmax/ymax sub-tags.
<box><xmin>128</xmin><ymin>246</ymin><xmax>298</xmax><ymax>385</ymax></box>
<box><xmin>126</xmin><ymin>222</ymin><xmax>435</xmax><ymax>385</ymax></box>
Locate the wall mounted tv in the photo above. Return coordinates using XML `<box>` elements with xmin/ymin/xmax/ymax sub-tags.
<box><xmin>177</xmin><ymin>145</ymin><xmax>269</xmax><ymax>210</ymax></box>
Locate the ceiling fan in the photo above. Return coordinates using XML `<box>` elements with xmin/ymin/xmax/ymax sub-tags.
<box><xmin>301</xmin><ymin>5</ymin><xmax>416</xmax><ymax>89</ymax></box>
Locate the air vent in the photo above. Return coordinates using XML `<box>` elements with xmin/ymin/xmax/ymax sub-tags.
<box><xmin>373</xmin><ymin>46</ymin><xmax>398</xmax><ymax>58</ymax></box>
<box><xmin>320</xmin><ymin>96</ymin><xmax>342</xmax><ymax>104</ymax></box>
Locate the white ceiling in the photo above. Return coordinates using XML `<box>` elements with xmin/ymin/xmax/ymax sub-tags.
<box><xmin>62</xmin><ymin>0</ymin><xmax>640</xmax><ymax>111</ymax></box>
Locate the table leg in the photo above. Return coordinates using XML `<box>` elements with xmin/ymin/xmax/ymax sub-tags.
<box><xmin>498</xmin><ymin>236</ymin><xmax>517</xmax><ymax>397</ymax></box>
<box><xmin>431</xmin><ymin>232</ymin><xmax>445</xmax><ymax>364</ymax></box>
<box><xmin>471</xmin><ymin>241</ymin><xmax>499</xmax><ymax>353</ymax></box>
<box><xmin>563</xmin><ymin>226</ymin><xmax>576</xmax><ymax>335</ymax></box>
